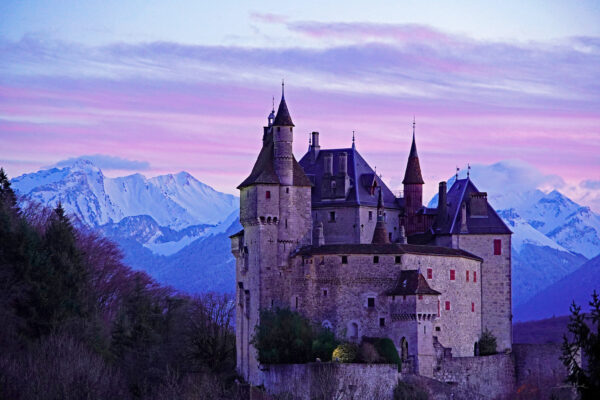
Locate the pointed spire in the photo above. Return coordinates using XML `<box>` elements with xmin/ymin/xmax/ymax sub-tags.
<box><xmin>273</xmin><ymin>80</ymin><xmax>294</xmax><ymax>126</ymax></box>
<box><xmin>402</xmin><ymin>118</ymin><xmax>424</xmax><ymax>185</ymax></box>
<box><xmin>372</xmin><ymin>188</ymin><xmax>390</xmax><ymax>244</ymax></box>
<box><xmin>352</xmin><ymin>130</ymin><xmax>356</xmax><ymax>149</ymax></box>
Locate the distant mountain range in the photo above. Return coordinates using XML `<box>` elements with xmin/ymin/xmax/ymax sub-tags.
<box><xmin>12</xmin><ymin>160</ymin><xmax>600</xmax><ymax>319</ymax></box>
<box><xmin>11</xmin><ymin>160</ymin><xmax>241</xmax><ymax>293</ymax></box>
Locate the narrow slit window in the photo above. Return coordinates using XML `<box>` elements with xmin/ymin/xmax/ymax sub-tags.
<box><xmin>450</xmin><ymin>269</ymin><xmax>455</xmax><ymax>280</ymax></box>
<box><xmin>466</xmin><ymin>271</ymin><xmax>470</xmax><ymax>282</ymax></box>
<box><xmin>427</xmin><ymin>268</ymin><xmax>433</xmax><ymax>279</ymax></box>
<box><xmin>474</xmin><ymin>271</ymin><xmax>477</xmax><ymax>283</ymax></box>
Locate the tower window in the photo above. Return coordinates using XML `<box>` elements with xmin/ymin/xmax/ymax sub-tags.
<box><xmin>494</xmin><ymin>239</ymin><xmax>502</xmax><ymax>255</ymax></box>
<box><xmin>341</xmin><ymin>255</ymin><xmax>348</xmax><ymax>264</ymax></box>
<box><xmin>266</xmin><ymin>191</ymin><xmax>271</xmax><ymax>199</ymax></box>
<box><xmin>395</xmin><ymin>256</ymin><xmax>401</xmax><ymax>264</ymax></box>
<box><xmin>435</xmin><ymin>326</ymin><xmax>441</xmax><ymax>332</ymax></box>
<box><xmin>472</xmin><ymin>302</ymin><xmax>475</xmax><ymax>312</ymax></box>
<box><xmin>466</xmin><ymin>271</ymin><xmax>470</xmax><ymax>282</ymax></box>
<box><xmin>450</xmin><ymin>270</ymin><xmax>455</xmax><ymax>280</ymax></box>
<box><xmin>367</xmin><ymin>297</ymin><xmax>375</xmax><ymax>308</ymax></box>
<box><xmin>323</xmin><ymin>289</ymin><xmax>328</xmax><ymax>297</ymax></box>
<box><xmin>373</xmin><ymin>256</ymin><xmax>379</xmax><ymax>264</ymax></box>
<box><xmin>427</xmin><ymin>268</ymin><xmax>433</xmax><ymax>279</ymax></box>
<box><xmin>445</xmin><ymin>301</ymin><xmax>451</xmax><ymax>311</ymax></box>
<box><xmin>379</xmin><ymin>318</ymin><xmax>385</xmax><ymax>327</ymax></box>
<box><xmin>329</xmin><ymin>211</ymin><xmax>336</xmax><ymax>222</ymax></box>
<box><xmin>369</xmin><ymin>211</ymin><xmax>373</xmax><ymax>221</ymax></box>
<box><xmin>474</xmin><ymin>271</ymin><xmax>477</xmax><ymax>283</ymax></box>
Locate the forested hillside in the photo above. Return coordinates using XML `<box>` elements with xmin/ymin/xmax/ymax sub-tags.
<box><xmin>0</xmin><ymin>169</ymin><xmax>243</xmax><ymax>400</ymax></box>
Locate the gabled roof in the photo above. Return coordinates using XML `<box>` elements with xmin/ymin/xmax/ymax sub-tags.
<box><xmin>402</xmin><ymin>132</ymin><xmax>424</xmax><ymax>185</ymax></box>
<box><xmin>298</xmin><ymin>147</ymin><xmax>400</xmax><ymax>209</ymax></box>
<box><xmin>238</xmin><ymin>128</ymin><xmax>311</xmax><ymax>189</ymax></box>
<box><xmin>434</xmin><ymin>178</ymin><xmax>512</xmax><ymax>235</ymax></box>
<box><xmin>386</xmin><ymin>270</ymin><xmax>441</xmax><ymax>296</ymax></box>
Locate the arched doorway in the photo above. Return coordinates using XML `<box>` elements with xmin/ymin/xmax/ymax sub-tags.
<box><xmin>400</xmin><ymin>337</ymin><xmax>408</xmax><ymax>361</ymax></box>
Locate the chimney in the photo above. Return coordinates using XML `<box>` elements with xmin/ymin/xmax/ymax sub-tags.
<box><xmin>399</xmin><ymin>225</ymin><xmax>407</xmax><ymax>244</ymax></box>
<box><xmin>460</xmin><ymin>202</ymin><xmax>468</xmax><ymax>233</ymax></box>
<box><xmin>338</xmin><ymin>152</ymin><xmax>347</xmax><ymax>176</ymax></box>
<box><xmin>314</xmin><ymin>222</ymin><xmax>325</xmax><ymax>246</ymax></box>
<box><xmin>437</xmin><ymin>181</ymin><xmax>447</xmax><ymax>224</ymax></box>
<box><xmin>324</xmin><ymin>153</ymin><xmax>333</xmax><ymax>176</ymax></box>
<box><xmin>311</xmin><ymin>131</ymin><xmax>320</xmax><ymax>162</ymax></box>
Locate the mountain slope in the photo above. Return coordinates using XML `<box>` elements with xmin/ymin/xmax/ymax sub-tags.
<box><xmin>514</xmin><ymin>254</ymin><xmax>600</xmax><ymax>321</ymax></box>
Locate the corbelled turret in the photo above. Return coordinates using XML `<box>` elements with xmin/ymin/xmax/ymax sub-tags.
<box><xmin>372</xmin><ymin>188</ymin><xmax>390</xmax><ymax>244</ymax></box>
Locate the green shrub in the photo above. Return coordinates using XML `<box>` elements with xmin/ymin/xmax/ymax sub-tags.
<box><xmin>332</xmin><ymin>343</ymin><xmax>358</xmax><ymax>363</ymax></box>
<box><xmin>478</xmin><ymin>328</ymin><xmax>497</xmax><ymax>355</ymax></box>
<box><xmin>393</xmin><ymin>380</ymin><xmax>429</xmax><ymax>400</ymax></box>
<box><xmin>362</xmin><ymin>337</ymin><xmax>401</xmax><ymax>369</ymax></box>
<box><xmin>312</xmin><ymin>328</ymin><xmax>339</xmax><ymax>361</ymax></box>
<box><xmin>251</xmin><ymin>308</ymin><xmax>314</xmax><ymax>364</ymax></box>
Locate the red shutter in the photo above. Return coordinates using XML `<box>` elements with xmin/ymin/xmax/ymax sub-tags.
<box><xmin>450</xmin><ymin>270</ymin><xmax>455</xmax><ymax>280</ymax></box>
<box><xmin>494</xmin><ymin>239</ymin><xmax>502</xmax><ymax>255</ymax></box>
<box><xmin>472</xmin><ymin>302</ymin><xmax>475</xmax><ymax>312</ymax></box>
<box><xmin>266</xmin><ymin>190</ymin><xmax>271</xmax><ymax>199</ymax></box>
<box><xmin>466</xmin><ymin>271</ymin><xmax>469</xmax><ymax>282</ymax></box>
<box><xmin>418</xmin><ymin>295</ymin><xmax>423</xmax><ymax>300</ymax></box>
<box><xmin>427</xmin><ymin>268</ymin><xmax>433</xmax><ymax>279</ymax></box>
<box><xmin>474</xmin><ymin>271</ymin><xmax>477</xmax><ymax>283</ymax></box>
<box><xmin>445</xmin><ymin>301</ymin><xmax>451</xmax><ymax>311</ymax></box>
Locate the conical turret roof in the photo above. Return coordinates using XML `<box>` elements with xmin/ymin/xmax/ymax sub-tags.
<box><xmin>402</xmin><ymin>126</ymin><xmax>424</xmax><ymax>185</ymax></box>
<box><xmin>273</xmin><ymin>85</ymin><xmax>294</xmax><ymax>126</ymax></box>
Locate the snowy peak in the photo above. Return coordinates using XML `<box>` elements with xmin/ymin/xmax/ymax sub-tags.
<box><xmin>11</xmin><ymin>160</ymin><xmax>239</xmax><ymax>230</ymax></box>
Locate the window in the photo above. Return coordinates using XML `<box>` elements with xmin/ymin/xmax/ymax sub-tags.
<box><xmin>379</xmin><ymin>318</ymin><xmax>385</xmax><ymax>327</ymax></box>
<box><xmin>367</xmin><ymin>297</ymin><xmax>375</xmax><ymax>308</ymax></box>
<box><xmin>466</xmin><ymin>271</ymin><xmax>470</xmax><ymax>282</ymax></box>
<box><xmin>445</xmin><ymin>301</ymin><xmax>451</xmax><ymax>311</ymax></box>
<box><xmin>395</xmin><ymin>256</ymin><xmax>401</xmax><ymax>264</ymax></box>
<box><xmin>341</xmin><ymin>255</ymin><xmax>348</xmax><ymax>264</ymax></box>
<box><xmin>329</xmin><ymin>211</ymin><xmax>336</xmax><ymax>222</ymax></box>
<box><xmin>388</xmin><ymin>232</ymin><xmax>392</xmax><ymax>241</ymax></box>
<box><xmin>474</xmin><ymin>271</ymin><xmax>477</xmax><ymax>283</ymax></box>
<box><xmin>369</xmin><ymin>211</ymin><xmax>373</xmax><ymax>221</ymax></box>
<box><xmin>471</xmin><ymin>302</ymin><xmax>475</xmax><ymax>312</ymax></box>
<box><xmin>384</xmin><ymin>212</ymin><xmax>387</xmax><ymax>221</ymax></box>
<box><xmin>294</xmin><ymin>296</ymin><xmax>299</xmax><ymax>310</ymax></box>
<box><xmin>323</xmin><ymin>289</ymin><xmax>328</xmax><ymax>297</ymax></box>
<box><xmin>373</xmin><ymin>256</ymin><xmax>379</xmax><ymax>264</ymax></box>
<box><xmin>266</xmin><ymin>190</ymin><xmax>271</xmax><ymax>199</ymax></box>
<box><xmin>437</xmin><ymin>300</ymin><xmax>440</xmax><ymax>316</ymax></box>
<box><xmin>494</xmin><ymin>239</ymin><xmax>502</xmax><ymax>255</ymax></box>
<box><xmin>435</xmin><ymin>326</ymin><xmax>441</xmax><ymax>332</ymax></box>
<box><xmin>450</xmin><ymin>269</ymin><xmax>455</xmax><ymax>280</ymax></box>
<box><xmin>418</xmin><ymin>295</ymin><xmax>423</xmax><ymax>300</ymax></box>
<box><xmin>427</xmin><ymin>268</ymin><xmax>433</xmax><ymax>279</ymax></box>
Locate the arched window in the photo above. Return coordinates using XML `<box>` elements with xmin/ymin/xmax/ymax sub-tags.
<box><xmin>400</xmin><ymin>337</ymin><xmax>408</xmax><ymax>361</ymax></box>
<box><xmin>349</xmin><ymin>322</ymin><xmax>359</xmax><ymax>339</ymax></box>
<box><xmin>322</xmin><ymin>320</ymin><xmax>333</xmax><ymax>330</ymax></box>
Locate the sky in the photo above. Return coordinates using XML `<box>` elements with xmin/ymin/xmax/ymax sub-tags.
<box><xmin>1</xmin><ymin>1</ymin><xmax>600</xmax><ymax>210</ymax></box>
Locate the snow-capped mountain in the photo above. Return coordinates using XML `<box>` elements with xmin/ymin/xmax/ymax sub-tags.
<box><xmin>12</xmin><ymin>159</ymin><xmax>238</xmax><ymax>229</ymax></box>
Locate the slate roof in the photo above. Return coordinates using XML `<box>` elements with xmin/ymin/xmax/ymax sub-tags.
<box><xmin>386</xmin><ymin>270</ymin><xmax>441</xmax><ymax>296</ymax></box>
<box><xmin>296</xmin><ymin>243</ymin><xmax>482</xmax><ymax>261</ymax></box>
<box><xmin>402</xmin><ymin>133</ymin><xmax>424</xmax><ymax>185</ymax></box>
<box><xmin>238</xmin><ymin>128</ymin><xmax>311</xmax><ymax>189</ymax></box>
<box><xmin>434</xmin><ymin>178</ymin><xmax>512</xmax><ymax>235</ymax></box>
<box><xmin>298</xmin><ymin>147</ymin><xmax>401</xmax><ymax>209</ymax></box>
<box><xmin>272</xmin><ymin>95</ymin><xmax>294</xmax><ymax>126</ymax></box>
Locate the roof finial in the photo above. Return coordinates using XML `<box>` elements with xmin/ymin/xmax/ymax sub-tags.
<box><xmin>281</xmin><ymin>79</ymin><xmax>285</xmax><ymax>99</ymax></box>
<box><xmin>272</xmin><ymin>96</ymin><xmax>275</xmax><ymax>112</ymax></box>
<box><xmin>456</xmin><ymin>166</ymin><xmax>460</xmax><ymax>180</ymax></box>
<box><xmin>413</xmin><ymin>115</ymin><xmax>416</xmax><ymax>136</ymax></box>
<box><xmin>467</xmin><ymin>163</ymin><xmax>471</xmax><ymax>178</ymax></box>
<box><xmin>352</xmin><ymin>130</ymin><xmax>355</xmax><ymax>148</ymax></box>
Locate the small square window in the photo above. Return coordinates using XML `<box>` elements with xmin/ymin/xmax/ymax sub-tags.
<box><xmin>435</xmin><ymin>326</ymin><xmax>441</xmax><ymax>332</ymax></box>
<box><xmin>427</xmin><ymin>268</ymin><xmax>433</xmax><ymax>279</ymax></box>
<box><xmin>265</xmin><ymin>190</ymin><xmax>271</xmax><ymax>199</ymax></box>
<box><xmin>329</xmin><ymin>211</ymin><xmax>336</xmax><ymax>222</ymax></box>
<box><xmin>418</xmin><ymin>295</ymin><xmax>423</xmax><ymax>300</ymax></box>
<box><xmin>445</xmin><ymin>301</ymin><xmax>451</xmax><ymax>311</ymax></box>
<box><xmin>450</xmin><ymin>270</ymin><xmax>455</xmax><ymax>280</ymax></box>
<box><xmin>466</xmin><ymin>271</ymin><xmax>470</xmax><ymax>282</ymax></box>
<box><xmin>367</xmin><ymin>297</ymin><xmax>375</xmax><ymax>308</ymax></box>
<box><xmin>323</xmin><ymin>289</ymin><xmax>328</xmax><ymax>297</ymax></box>
<box><xmin>395</xmin><ymin>256</ymin><xmax>401</xmax><ymax>264</ymax></box>
<box><xmin>474</xmin><ymin>271</ymin><xmax>477</xmax><ymax>283</ymax></box>
<box><xmin>373</xmin><ymin>256</ymin><xmax>379</xmax><ymax>264</ymax></box>
<box><xmin>341</xmin><ymin>255</ymin><xmax>348</xmax><ymax>264</ymax></box>
<box><xmin>379</xmin><ymin>318</ymin><xmax>385</xmax><ymax>327</ymax></box>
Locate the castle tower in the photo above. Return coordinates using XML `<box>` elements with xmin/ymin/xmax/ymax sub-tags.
<box><xmin>403</xmin><ymin>119</ymin><xmax>424</xmax><ymax>235</ymax></box>
<box><xmin>232</xmin><ymin>87</ymin><xmax>312</xmax><ymax>384</ymax></box>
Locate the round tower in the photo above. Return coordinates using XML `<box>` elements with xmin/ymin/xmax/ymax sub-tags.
<box><xmin>272</xmin><ymin>82</ymin><xmax>294</xmax><ymax>186</ymax></box>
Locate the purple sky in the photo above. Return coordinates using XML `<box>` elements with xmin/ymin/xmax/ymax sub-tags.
<box><xmin>1</xmin><ymin>3</ymin><xmax>600</xmax><ymax>210</ymax></box>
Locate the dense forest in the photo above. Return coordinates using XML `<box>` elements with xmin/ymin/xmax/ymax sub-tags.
<box><xmin>0</xmin><ymin>168</ymin><xmax>243</xmax><ymax>399</ymax></box>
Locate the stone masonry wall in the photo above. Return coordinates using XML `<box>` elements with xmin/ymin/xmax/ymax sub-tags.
<box><xmin>262</xmin><ymin>363</ymin><xmax>398</xmax><ymax>399</ymax></box>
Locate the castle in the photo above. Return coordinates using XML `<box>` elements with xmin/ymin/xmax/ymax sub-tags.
<box><xmin>230</xmin><ymin>87</ymin><xmax>512</xmax><ymax>386</ymax></box>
